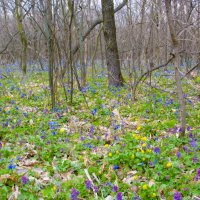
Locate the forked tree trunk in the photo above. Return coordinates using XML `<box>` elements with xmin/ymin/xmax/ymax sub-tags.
<box><xmin>101</xmin><ymin>0</ymin><xmax>124</xmax><ymax>86</ymax></box>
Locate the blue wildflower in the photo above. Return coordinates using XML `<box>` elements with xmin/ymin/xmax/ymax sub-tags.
<box><xmin>91</xmin><ymin>108</ymin><xmax>97</xmax><ymax>115</ymax></box>
<box><xmin>176</xmin><ymin>152</ymin><xmax>181</xmax><ymax>158</ymax></box>
<box><xmin>114</xmin><ymin>165</ymin><xmax>119</xmax><ymax>170</ymax></box>
<box><xmin>114</xmin><ymin>125</ymin><xmax>120</xmax><ymax>130</ymax></box>
<box><xmin>8</xmin><ymin>163</ymin><xmax>16</xmax><ymax>170</ymax></box>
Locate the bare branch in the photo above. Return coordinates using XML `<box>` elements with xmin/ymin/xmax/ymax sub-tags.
<box><xmin>72</xmin><ymin>0</ymin><xmax>128</xmax><ymax>54</ymax></box>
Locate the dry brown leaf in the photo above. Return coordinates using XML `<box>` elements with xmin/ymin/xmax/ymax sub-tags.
<box><xmin>0</xmin><ymin>174</ymin><xmax>11</xmax><ymax>181</ymax></box>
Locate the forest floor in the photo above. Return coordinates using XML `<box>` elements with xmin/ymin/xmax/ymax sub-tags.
<box><xmin>0</xmin><ymin>68</ymin><xmax>200</xmax><ymax>200</ymax></box>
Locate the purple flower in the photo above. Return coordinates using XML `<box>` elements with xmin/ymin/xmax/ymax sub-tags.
<box><xmin>70</xmin><ymin>188</ymin><xmax>79</xmax><ymax>200</ymax></box>
<box><xmin>90</xmin><ymin>126</ymin><xmax>95</xmax><ymax>134</ymax></box>
<box><xmin>190</xmin><ymin>140</ymin><xmax>197</xmax><ymax>148</ymax></box>
<box><xmin>183</xmin><ymin>146</ymin><xmax>189</xmax><ymax>152</ymax></box>
<box><xmin>114</xmin><ymin>125</ymin><xmax>120</xmax><ymax>130</ymax></box>
<box><xmin>93</xmin><ymin>185</ymin><xmax>98</xmax><ymax>193</ymax></box>
<box><xmin>197</xmin><ymin>169</ymin><xmax>200</xmax><ymax>177</ymax></box>
<box><xmin>193</xmin><ymin>156</ymin><xmax>198</xmax><ymax>163</ymax></box>
<box><xmin>21</xmin><ymin>176</ymin><xmax>28</xmax><ymax>184</ymax></box>
<box><xmin>174</xmin><ymin>191</ymin><xmax>182</xmax><ymax>200</ymax></box>
<box><xmin>154</xmin><ymin>147</ymin><xmax>160</xmax><ymax>154</ymax></box>
<box><xmin>85</xmin><ymin>180</ymin><xmax>92</xmax><ymax>190</ymax></box>
<box><xmin>91</xmin><ymin>108</ymin><xmax>97</xmax><ymax>115</ymax></box>
<box><xmin>46</xmin><ymin>140</ymin><xmax>50</xmax><ymax>144</ymax></box>
<box><xmin>0</xmin><ymin>142</ymin><xmax>2</xmax><ymax>148</ymax></box>
<box><xmin>149</xmin><ymin>162</ymin><xmax>154</xmax><ymax>167</ymax></box>
<box><xmin>80</xmin><ymin>136</ymin><xmax>85</xmax><ymax>141</ymax></box>
<box><xmin>188</xmin><ymin>133</ymin><xmax>193</xmax><ymax>138</ymax></box>
<box><xmin>112</xmin><ymin>185</ymin><xmax>118</xmax><ymax>192</ymax></box>
<box><xmin>176</xmin><ymin>152</ymin><xmax>181</xmax><ymax>158</ymax></box>
<box><xmin>116</xmin><ymin>192</ymin><xmax>123</xmax><ymax>200</ymax></box>
<box><xmin>41</xmin><ymin>135</ymin><xmax>45</xmax><ymax>139</ymax></box>
<box><xmin>194</xmin><ymin>176</ymin><xmax>199</xmax><ymax>181</ymax></box>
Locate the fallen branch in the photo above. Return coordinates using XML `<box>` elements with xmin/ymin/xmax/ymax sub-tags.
<box><xmin>84</xmin><ymin>169</ymin><xmax>98</xmax><ymax>199</ymax></box>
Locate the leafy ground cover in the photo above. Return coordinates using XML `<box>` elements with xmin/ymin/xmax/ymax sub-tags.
<box><xmin>0</xmin><ymin>68</ymin><xmax>200</xmax><ymax>200</ymax></box>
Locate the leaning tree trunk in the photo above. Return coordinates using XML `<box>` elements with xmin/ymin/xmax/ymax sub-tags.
<box><xmin>101</xmin><ymin>0</ymin><xmax>124</xmax><ymax>86</ymax></box>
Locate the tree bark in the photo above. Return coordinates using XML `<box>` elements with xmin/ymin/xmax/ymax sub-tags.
<box><xmin>165</xmin><ymin>0</ymin><xmax>186</xmax><ymax>136</ymax></box>
<box><xmin>101</xmin><ymin>0</ymin><xmax>124</xmax><ymax>86</ymax></box>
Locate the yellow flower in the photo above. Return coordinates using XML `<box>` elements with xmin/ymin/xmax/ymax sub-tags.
<box><xmin>147</xmin><ymin>149</ymin><xmax>152</xmax><ymax>153</ymax></box>
<box><xmin>108</xmin><ymin>153</ymin><xmax>112</xmax><ymax>157</ymax></box>
<box><xmin>137</xmin><ymin>125</ymin><xmax>141</xmax><ymax>131</ymax></box>
<box><xmin>152</xmin><ymin>193</ymin><xmax>156</xmax><ymax>197</ymax></box>
<box><xmin>166</xmin><ymin>162</ymin><xmax>172</xmax><ymax>168</ymax></box>
<box><xmin>142</xmin><ymin>184</ymin><xmax>148</xmax><ymax>190</ymax></box>
<box><xmin>59</xmin><ymin>128</ymin><xmax>65</xmax><ymax>133</ymax></box>
<box><xmin>142</xmin><ymin>143</ymin><xmax>146</xmax><ymax>147</ymax></box>
<box><xmin>116</xmin><ymin>150</ymin><xmax>119</xmax><ymax>154</ymax></box>
<box><xmin>141</xmin><ymin>150</ymin><xmax>145</xmax><ymax>154</ymax></box>
<box><xmin>131</xmin><ymin>154</ymin><xmax>135</xmax><ymax>159</ymax></box>
<box><xmin>135</xmin><ymin>135</ymin><xmax>141</xmax><ymax>140</ymax></box>
<box><xmin>142</xmin><ymin>158</ymin><xmax>146</xmax><ymax>161</ymax></box>
<box><xmin>105</xmin><ymin>144</ymin><xmax>109</xmax><ymax>148</ymax></box>
<box><xmin>53</xmin><ymin>186</ymin><xmax>57</xmax><ymax>191</ymax></box>
<box><xmin>79</xmin><ymin>155</ymin><xmax>83</xmax><ymax>160</ymax></box>
<box><xmin>141</xmin><ymin>137</ymin><xmax>147</xmax><ymax>141</ymax></box>
<box><xmin>133</xmin><ymin>175</ymin><xmax>138</xmax><ymax>180</ymax></box>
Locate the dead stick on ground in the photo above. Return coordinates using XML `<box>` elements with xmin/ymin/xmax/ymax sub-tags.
<box><xmin>84</xmin><ymin>169</ymin><xmax>98</xmax><ymax>199</ymax></box>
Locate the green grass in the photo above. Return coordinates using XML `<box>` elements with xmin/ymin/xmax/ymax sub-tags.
<box><xmin>0</xmin><ymin>69</ymin><xmax>199</xmax><ymax>199</ymax></box>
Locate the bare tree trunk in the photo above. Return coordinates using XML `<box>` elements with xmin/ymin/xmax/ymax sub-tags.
<box><xmin>45</xmin><ymin>0</ymin><xmax>55</xmax><ymax>108</ymax></box>
<box><xmin>91</xmin><ymin>26</ymin><xmax>103</xmax><ymax>79</ymax></box>
<box><xmin>15</xmin><ymin>0</ymin><xmax>28</xmax><ymax>75</ymax></box>
<box><xmin>79</xmin><ymin>6</ymin><xmax>86</xmax><ymax>87</ymax></box>
<box><xmin>68</xmin><ymin>0</ymin><xmax>74</xmax><ymax>104</ymax></box>
<box><xmin>101</xmin><ymin>0</ymin><xmax>124</xmax><ymax>86</ymax></box>
<box><xmin>99</xmin><ymin>31</ymin><xmax>105</xmax><ymax>72</ymax></box>
<box><xmin>165</xmin><ymin>0</ymin><xmax>186</xmax><ymax>135</ymax></box>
